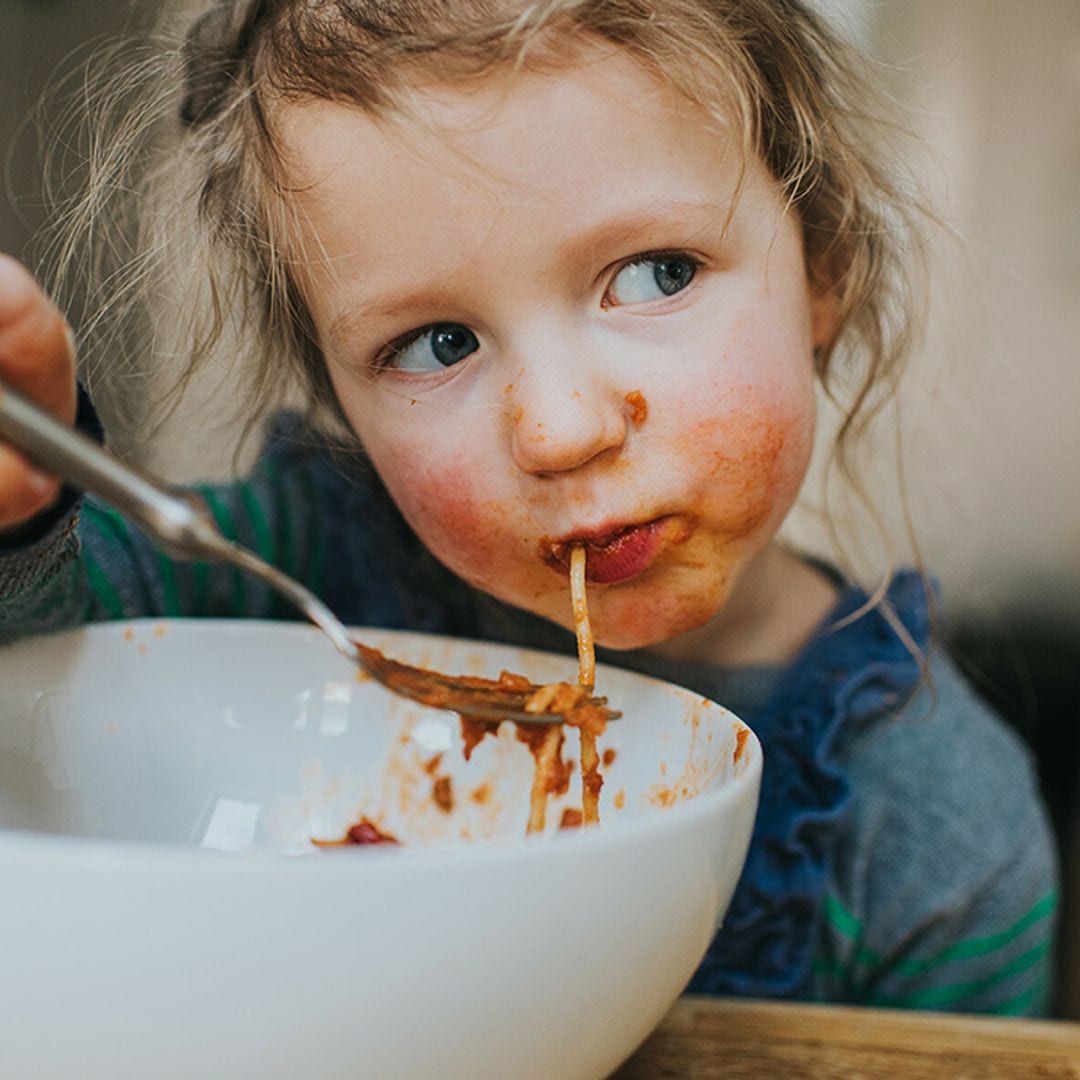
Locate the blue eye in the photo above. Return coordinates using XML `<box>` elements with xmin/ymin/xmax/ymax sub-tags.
<box><xmin>607</xmin><ymin>253</ymin><xmax>698</xmax><ymax>305</ymax></box>
<box><xmin>385</xmin><ymin>323</ymin><xmax>479</xmax><ymax>372</ymax></box>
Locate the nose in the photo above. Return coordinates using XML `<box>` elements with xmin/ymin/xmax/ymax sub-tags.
<box><xmin>508</xmin><ymin>353</ymin><xmax>629</xmax><ymax>476</ymax></box>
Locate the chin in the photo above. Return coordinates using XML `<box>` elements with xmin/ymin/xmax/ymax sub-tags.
<box><xmin>587</xmin><ymin>594</ymin><xmax>721</xmax><ymax>653</ymax></box>
<box><xmin>591</xmin><ymin>626</ymin><xmax>672</xmax><ymax>652</ymax></box>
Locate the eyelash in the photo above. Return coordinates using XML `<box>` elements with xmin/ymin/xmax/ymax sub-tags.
<box><xmin>621</xmin><ymin>248</ymin><xmax>700</xmax><ymax>271</ymax></box>
<box><xmin>370</xmin><ymin>248</ymin><xmax>703</xmax><ymax>371</ymax></box>
<box><xmin>602</xmin><ymin>249</ymin><xmax>703</xmax><ymax>306</ymax></box>
<box><xmin>373</xmin><ymin>327</ymin><xmax>427</xmax><ymax>371</ymax></box>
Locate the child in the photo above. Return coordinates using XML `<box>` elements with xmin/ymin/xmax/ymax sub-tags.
<box><xmin>0</xmin><ymin>0</ymin><xmax>1058</xmax><ymax>1013</ymax></box>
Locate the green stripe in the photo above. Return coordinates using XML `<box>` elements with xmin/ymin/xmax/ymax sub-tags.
<box><xmin>190</xmin><ymin>560</ymin><xmax>210</xmax><ymax>613</ymax></box>
<box><xmin>811</xmin><ymin>956</ymin><xmax>844</xmax><ymax>979</ymax></box>
<box><xmin>309</xmin><ymin>519</ymin><xmax>326</xmax><ymax>599</ymax></box>
<box><xmin>84</xmin><ymin>551</ymin><xmax>124</xmax><ymax>618</ymax></box>
<box><xmin>156</xmin><ymin>552</ymin><xmax>181</xmax><ymax>616</ymax></box>
<box><xmin>822</xmin><ymin>890</ymin><xmax>1056</xmax><ymax>977</ymax></box>
<box><xmin>79</xmin><ymin>505</ymin><xmax>130</xmax><ymax>618</ymax></box>
<box><xmin>261</xmin><ymin>459</ymin><xmax>294</xmax><ymax>617</ymax></box>
<box><xmin>86</xmin><ymin>500</ymin><xmax>182</xmax><ymax>615</ymax></box>
<box><xmin>296</xmin><ymin>464</ymin><xmax>324</xmax><ymax>598</ymax></box>
<box><xmin>240</xmin><ymin>479</ymin><xmax>275</xmax><ymax>617</ymax></box>
<box><xmin>904</xmin><ymin>892</ymin><xmax>1057</xmax><ymax>969</ymax></box>
<box><xmin>239</xmin><ymin>479</ymin><xmax>273</xmax><ymax>563</ymax></box>
<box><xmin>866</xmin><ymin>941</ymin><xmax>1049</xmax><ymax>1010</ymax></box>
<box><xmin>83</xmin><ymin>502</ymin><xmax>132</xmax><ymax>546</ymax></box>
<box><xmin>30</xmin><ymin>586</ymin><xmax>71</xmax><ymax>622</ymax></box>
<box><xmin>197</xmin><ymin>487</ymin><xmax>246</xmax><ymax>613</ymax></box>
<box><xmin>823</xmin><ymin>893</ymin><xmax>862</xmax><ymax>939</ymax></box>
<box><xmin>990</xmin><ymin>973</ymin><xmax>1049</xmax><ymax>1017</ymax></box>
<box><xmin>28</xmin><ymin>565</ymin><xmax>77</xmax><ymax>620</ymax></box>
<box><xmin>255</xmin><ymin>457</ymin><xmax>291</xmax><ymax>617</ymax></box>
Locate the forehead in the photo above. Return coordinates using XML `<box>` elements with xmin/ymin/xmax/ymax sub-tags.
<box><xmin>273</xmin><ymin>46</ymin><xmax>749</xmax><ymax>228</ymax></box>
<box><xmin>268</xmin><ymin>47</ymin><xmax>784</xmax><ymax>335</ymax></box>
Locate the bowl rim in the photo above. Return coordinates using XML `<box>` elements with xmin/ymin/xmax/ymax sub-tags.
<box><xmin>0</xmin><ymin>618</ymin><xmax>763</xmax><ymax>874</ymax></box>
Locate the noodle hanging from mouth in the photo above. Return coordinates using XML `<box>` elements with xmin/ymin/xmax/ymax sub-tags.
<box><xmin>570</xmin><ymin>546</ymin><xmax>602</xmax><ymax>826</ymax></box>
<box><xmin>570</xmin><ymin>545</ymin><xmax>595</xmax><ymax>689</ymax></box>
<box><xmin>524</xmin><ymin>545</ymin><xmax>602</xmax><ymax>833</ymax></box>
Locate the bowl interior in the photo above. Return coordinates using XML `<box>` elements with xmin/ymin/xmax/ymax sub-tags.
<box><xmin>0</xmin><ymin>620</ymin><xmax>756</xmax><ymax>853</ymax></box>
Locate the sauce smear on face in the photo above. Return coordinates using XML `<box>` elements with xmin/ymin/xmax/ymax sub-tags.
<box><xmin>625</xmin><ymin>389</ymin><xmax>648</xmax><ymax>428</ymax></box>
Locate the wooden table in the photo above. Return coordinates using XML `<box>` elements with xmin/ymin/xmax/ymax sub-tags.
<box><xmin>613</xmin><ymin>995</ymin><xmax>1080</xmax><ymax>1078</ymax></box>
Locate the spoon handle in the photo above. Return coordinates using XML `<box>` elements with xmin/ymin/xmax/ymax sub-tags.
<box><xmin>0</xmin><ymin>379</ymin><xmax>362</xmax><ymax>664</ymax></box>
<box><xmin>0</xmin><ymin>380</ymin><xmax>227</xmax><ymax>561</ymax></box>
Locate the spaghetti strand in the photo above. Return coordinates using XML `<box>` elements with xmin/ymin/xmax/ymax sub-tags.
<box><xmin>570</xmin><ymin>545</ymin><xmax>601</xmax><ymax>825</ymax></box>
<box><xmin>570</xmin><ymin>545</ymin><xmax>595</xmax><ymax>689</ymax></box>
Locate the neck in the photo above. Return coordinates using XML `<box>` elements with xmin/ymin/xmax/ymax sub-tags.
<box><xmin>646</xmin><ymin>542</ymin><xmax>840</xmax><ymax>668</ymax></box>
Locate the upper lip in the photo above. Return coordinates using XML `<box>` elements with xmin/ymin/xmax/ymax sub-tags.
<box><xmin>561</xmin><ymin>522</ymin><xmax>637</xmax><ymax>546</ymax></box>
<box><xmin>539</xmin><ymin>518</ymin><xmax>660</xmax><ymax>563</ymax></box>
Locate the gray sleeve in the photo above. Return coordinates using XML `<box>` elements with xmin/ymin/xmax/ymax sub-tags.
<box><xmin>811</xmin><ymin>652</ymin><xmax>1059</xmax><ymax>1015</ymax></box>
<box><xmin>0</xmin><ymin>505</ymin><xmax>88</xmax><ymax>641</ymax></box>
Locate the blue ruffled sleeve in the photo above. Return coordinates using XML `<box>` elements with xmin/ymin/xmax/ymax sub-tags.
<box><xmin>688</xmin><ymin>571</ymin><xmax>932</xmax><ymax>998</ymax></box>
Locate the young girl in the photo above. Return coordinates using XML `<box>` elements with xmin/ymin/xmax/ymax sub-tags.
<box><xmin>0</xmin><ymin>0</ymin><xmax>1058</xmax><ymax>1013</ymax></box>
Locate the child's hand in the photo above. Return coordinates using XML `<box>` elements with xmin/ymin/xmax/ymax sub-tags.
<box><xmin>0</xmin><ymin>254</ymin><xmax>78</xmax><ymax>532</ymax></box>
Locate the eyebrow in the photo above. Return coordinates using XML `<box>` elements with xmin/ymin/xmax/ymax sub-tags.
<box><xmin>327</xmin><ymin>197</ymin><xmax>734</xmax><ymax>350</ymax></box>
<box><xmin>559</xmin><ymin>198</ymin><xmax>733</xmax><ymax>264</ymax></box>
<box><xmin>329</xmin><ymin>285</ymin><xmax>461</xmax><ymax>351</ymax></box>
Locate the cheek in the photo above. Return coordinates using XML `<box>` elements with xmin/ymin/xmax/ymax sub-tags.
<box><xmin>374</xmin><ymin>453</ymin><xmax>522</xmax><ymax>589</ymax></box>
<box><xmin>385</xmin><ymin>457</ymin><xmax>488</xmax><ymax>546</ymax></box>
<box><xmin>687</xmin><ymin>389</ymin><xmax>814</xmax><ymax>538</ymax></box>
<box><xmin>341</xmin><ymin>389</ymin><xmax>496</xmax><ymax>557</ymax></box>
<box><xmin>340</xmin><ymin>384</ymin><xmax>536</xmax><ymax>593</ymax></box>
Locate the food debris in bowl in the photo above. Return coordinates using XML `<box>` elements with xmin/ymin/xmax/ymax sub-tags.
<box><xmin>281</xmin><ymin>677</ymin><xmax>755</xmax><ymax>856</ymax></box>
<box><xmin>311</xmin><ymin>817</ymin><xmax>400</xmax><ymax>847</ymax></box>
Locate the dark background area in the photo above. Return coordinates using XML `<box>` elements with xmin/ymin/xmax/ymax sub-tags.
<box><xmin>2</xmin><ymin>1</ymin><xmax>143</xmax><ymax>262</ymax></box>
<box><xmin>948</xmin><ymin>621</ymin><xmax>1080</xmax><ymax>1016</ymax></box>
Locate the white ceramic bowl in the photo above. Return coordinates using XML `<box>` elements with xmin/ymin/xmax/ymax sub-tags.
<box><xmin>0</xmin><ymin>620</ymin><xmax>760</xmax><ymax>1080</ymax></box>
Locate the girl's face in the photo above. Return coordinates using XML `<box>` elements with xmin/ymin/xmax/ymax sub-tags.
<box><xmin>278</xmin><ymin>49</ymin><xmax>835</xmax><ymax>652</ymax></box>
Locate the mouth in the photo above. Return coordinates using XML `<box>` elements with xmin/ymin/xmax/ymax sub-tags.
<box><xmin>539</xmin><ymin>516</ymin><xmax>688</xmax><ymax>586</ymax></box>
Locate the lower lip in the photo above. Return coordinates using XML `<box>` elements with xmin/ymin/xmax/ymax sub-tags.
<box><xmin>567</xmin><ymin>518</ymin><xmax>680</xmax><ymax>585</ymax></box>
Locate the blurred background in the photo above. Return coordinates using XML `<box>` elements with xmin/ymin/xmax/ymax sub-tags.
<box><xmin>3</xmin><ymin>0</ymin><xmax>1080</xmax><ymax>1014</ymax></box>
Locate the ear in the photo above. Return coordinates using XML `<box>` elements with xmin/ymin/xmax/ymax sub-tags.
<box><xmin>809</xmin><ymin>282</ymin><xmax>842</xmax><ymax>353</ymax></box>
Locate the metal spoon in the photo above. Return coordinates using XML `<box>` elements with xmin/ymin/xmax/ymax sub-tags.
<box><xmin>0</xmin><ymin>381</ymin><xmax>619</xmax><ymax>725</ymax></box>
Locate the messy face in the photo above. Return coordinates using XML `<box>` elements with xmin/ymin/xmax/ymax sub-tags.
<box><xmin>277</xmin><ymin>49</ymin><xmax>834</xmax><ymax>653</ymax></box>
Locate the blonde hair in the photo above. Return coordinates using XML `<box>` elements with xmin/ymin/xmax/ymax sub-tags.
<box><xmin>41</xmin><ymin>0</ymin><xmax>927</xmax><ymax>495</ymax></box>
